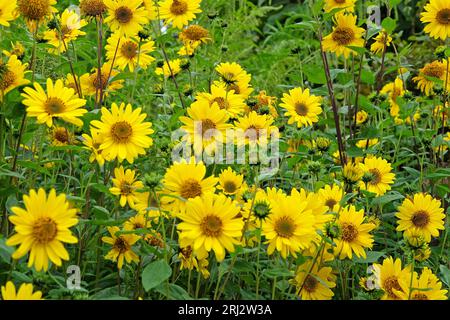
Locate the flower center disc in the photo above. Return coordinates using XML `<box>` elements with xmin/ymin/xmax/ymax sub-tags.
<box><xmin>200</xmin><ymin>119</ymin><xmax>216</xmax><ymax>136</ymax></box>
<box><xmin>180</xmin><ymin>178</ymin><xmax>202</xmax><ymax>199</ymax></box>
<box><xmin>332</xmin><ymin>27</ymin><xmax>355</xmax><ymax>45</ymax></box>
<box><xmin>303</xmin><ymin>275</ymin><xmax>319</xmax><ymax>292</ymax></box>
<box><xmin>170</xmin><ymin>0</ymin><xmax>188</xmax><ymax>15</ymax></box>
<box><xmin>384</xmin><ymin>276</ymin><xmax>402</xmax><ymax>299</ymax></box>
<box><xmin>183</xmin><ymin>25</ymin><xmax>208</xmax><ymax>41</ymax></box>
<box><xmin>115</xmin><ymin>6</ymin><xmax>133</xmax><ymax>24</ymax></box>
<box><xmin>201</xmin><ymin>215</ymin><xmax>223</xmax><ymax>237</ymax></box>
<box><xmin>120</xmin><ymin>182</ymin><xmax>133</xmax><ymax>195</ymax></box>
<box><xmin>114</xmin><ymin>237</ymin><xmax>130</xmax><ymax>253</ymax></box>
<box><xmin>368</xmin><ymin>168</ymin><xmax>382</xmax><ymax>185</ymax></box>
<box><xmin>325</xmin><ymin>198</ymin><xmax>337</xmax><ymax>209</ymax></box>
<box><xmin>437</xmin><ymin>8</ymin><xmax>450</xmax><ymax>25</ymax></box>
<box><xmin>45</xmin><ymin>97</ymin><xmax>66</xmax><ymax>114</ymax></box>
<box><xmin>111</xmin><ymin>121</ymin><xmax>133</xmax><ymax>143</ymax></box>
<box><xmin>33</xmin><ymin>217</ymin><xmax>57</xmax><ymax>243</ymax></box>
<box><xmin>341</xmin><ymin>223</ymin><xmax>358</xmax><ymax>242</ymax></box>
<box><xmin>121</xmin><ymin>41</ymin><xmax>138</xmax><ymax>59</ymax></box>
<box><xmin>223</xmin><ymin>181</ymin><xmax>237</xmax><ymax>193</ymax></box>
<box><xmin>423</xmin><ymin>63</ymin><xmax>444</xmax><ymax>78</ymax></box>
<box><xmin>413</xmin><ymin>293</ymin><xmax>428</xmax><ymax>300</ymax></box>
<box><xmin>0</xmin><ymin>70</ymin><xmax>16</xmax><ymax>91</ymax></box>
<box><xmin>411</xmin><ymin>210</ymin><xmax>430</xmax><ymax>228</ymax></box>
<box><xmin>212</xmin><ymin>97</ymin><xmax>229</xmax><ymax>110</ymax></box>
<box><xmin>18</xmin><ymin>0</ymin><xmax>49</xmax><ymax>20</ymax></box>
<box><xmin>54</xmin><ymin>129</ymin><xmax>69</xmax><ymax>143</ymax></box>
<box><xmin>93</xmin><ymin>72</ymin><xmax>108</xmax><ymax>90</ymax></box>
<box><xmin>274</xmin><ymin>216</ymin><xmax>295</xmax><ymax>238</ymax></box>
<box><xmin>295</xmin><ymin>102</ymin><xmax>308</xmax><ymax>116</ymax></box>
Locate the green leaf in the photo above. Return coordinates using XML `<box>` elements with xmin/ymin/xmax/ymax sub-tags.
<box><xmin>155</xmin><ymin>283</ymin><xmax>193</xmax><ymax>300</ymax></box>
<box><xmin>372</xmin><ymin>193</ymin><xmax>404</xmax><ymax>206</ymax></box>
<box><xmin>381</xmin><ymin>17</ymin><xmax>396</xmax><ymax>34</ymax></box>
<box><xmin>353</xmin><ymin>251</ymin><xmax>385</xmax><ymax>263</ymax></box>
<box><xmin>304</xmin><ymin>64</ymin><xmax>327</xmax><ymax>84</ymax></box>
<box><xmin>142</xmin><ymin>260</ymin><xmax>172</xmax><ymax>292</ymax></box>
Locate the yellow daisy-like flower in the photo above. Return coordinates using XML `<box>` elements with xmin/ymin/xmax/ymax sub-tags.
<box><xmin>290</xmin><ymin>188</ymin><xmax>331</xmax><ymax>232</ymax></box>
<box><xmin>17</xmin><ymin>0</ymin><xmax>57</xmax><ymax>32</ymax></box>
<box><xmin>104</xmin><ymin>0</ymin><xmax>148</xmax><ymax>36</ymax></box>
<box><xmin>359</xmin><ymin>156</ymin><xmax>395</xmax><ymax>196</ymax></box>
<box><xmin>292</xmin><ymin>261</ymin><xmax>336</xmax><ymax>300</ymax></box>
<box><xmin>242</xmin><ymin>187</ymin><xmax>281</xmax><ymax>222</ymax></box>
<box><xmin>412</xmin><ymin>60</ymin><xmax>450</xmax><ymax>96</ymax></box>
<box><xmin>396</xmin><ymin>193</ymin><xmax>445</xmax><ymax>243</ymax></box>
<box><xmin>1</xmin><ymin>282</ymin><xmax>43</xmax><ymax>300</ymax></box>
<box><xmin>158</xmin><ymin>0</ymin><xmax>202</xmax><ymax>29</ymax></box>
<box><xmin>262</xmin><ymin>193</ymin><xmax>316</xmax><ymax>259</ymax></box>
<box><xmin>234</xmin><ymin>111</ymin><xmax>277</xmax><ymax>146</ymax></box>
<box><xmin>142</xmin><ymin>0</ymin><xmax>157</xmax><ymax>19</ymax></box>
<box><xmin>22</xmin><ymin>78</ymin><xmax>87</xmax><ymax>127</ymax></box>
<box><xmin>90</xmin><ymin>102</ymin><xmax>154</xmax><ymax>163</ymax></box>
<box><xmin>397</xmin><ymin>267</ymin><xmax>448</xmax><ymax>300</ymax></box>
<box><xmin>215</xmin><ymin>62</ymin><xmax>251</xmax><ymax>85</ymax></box>
<box><xmin>372</xmin><ymin>256</ymin><xmax>412</xmax><ymax>300</ymax></box>
<box><xmin>43</xmin><ymin>9</ymin><xmax>87</xmax><ymax>54</ymax></box>
<box><xmin>106</xmin><ymin>32</ymin><xmax>155</xmax><ymax>72</ymax></box>
<box><xmin>3</xmin><ymin>41</ymin><xmax>26</xmax><ymax>60</ymax></box>
<box><xmin>355</xmin><ymin>138</ymin><xmax>379</xmax><ymax>149</ymax></box>
<box><xmin>51</xmin><ymin>126</ymin><xmax>74</xmax><ymax>146</ymax></box>
<box><xmin>179</xmin><ymin>24</ymin><xmax>210</xmax><ymax>47</ymax></box>
<box><xmin>380</xmin><ymin>77</ymin><xmax>405</xmax><ymax>117</ymax></box>
<box><xmin>317</xmin><ymin>184</ymin><xmax>344</xmax><ymax>213</ymax></box>
<box><xmin>196</xmin><ymin>83</ymin><xmax>246</xmax><ymax>118</ymax></box>
<box><xmin>217</xmin><ymin>167</ymin><xmax>244</xmax><ymax>196</ymax></box>
<box><xmin>323</xmin><ymin>0</ymin><xmax>355</xmax><ymax>13</ymax></box>
<box><xmin>421</xmin><ymin>0</ymin><xmax>450</xmax><ymax>40</ymax></box>
<box><xmin>155</xmin><ymin>58</ymin><xmax>182</xmax><ymax>78</ymax></box>
<box><xmin>177</xmin><ymin>193</ymin><xmax>244</xmax><ymax>261</ymax></box>
<box><xmin>79</xmin><ymin>63</ymin><xmax>124</xmax><ymax>100</ymax></box>
<box><xmin>109</xmin><ymin>166</ymin><xmax>144</xmax><ymax>207</ymax></box>
<box><xmin>280</xmin><ymin>87</ymin><xmax>322</xmax><ymax>128</ymax></box>
<box><xmin>342</xmin><ymin>161</ymin><xmax>363</xmax><ymax>184</ymax></box>
<box><xmin>0</xmin><ymin>0</ymin><xmax>17</xmax><ymax>26</ymax></box>
<box><xmin>82</xmin><ymin>131</ymin><xmax>110</xmax><ymax>166</ymax></box>
<box><xmin>132</xmin><ymin>191</ymin><xmax>166</xmax><ymax>221</ymax></box>
<box><xmin>123</xmin><ymin>212</ymin><xmax>151</xmax><ymax>231</ymax></box>
<box><xmin>370</xmin><ymin>30</ymin><xmax>392</xmax><ymax>54</ymax></box>
<box><xmin>79</xmin><ymin>0</ymin><xmax>107</xmax><ymax>17</ymax></box>
<box><xmin>252</xmin><ymin>90</ymin><xmax>278</xmax><ymax>118</ymax></box>
<box><xmin>334</xmin><ymin>205</ymin><xmax>375</xmax><ymax>259</ymax></box>
<box><xmin>102</xmin><ymin>226</ymin><xmax>140</xmax><ymax>269</ymax></box>
<box><xmin>322</xmin><ymin>13</ymin><xmax>365</xmax><ymax>58</ymax></box>
<box><xmin>6</xmin><ymin>188</ymin><xmax>78</xmax><ymax>272</ymax></box>
<box><xmin>0</xmin><ymin>54</ymin><xmax>30</xmax><ymax>97</ymax></box>
<box><xmin>161</xmin><ymin>158</ymin><xmax>218</xmax><ymax>214</ymax></box>
<box><xmin>355</xmin><ymin>110</ymin><xmax>368</xmax><ymax>125</ymax></box>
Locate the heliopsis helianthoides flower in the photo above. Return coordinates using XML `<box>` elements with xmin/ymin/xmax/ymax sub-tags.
<box><xmin>280</xmin><ymin>87</ymin><xmax>323</xmax><ymax>128</ymax></box>
<box><xmin>3</xmin><ymin>41</ymin><xmax>26</xmax><ymax>60</ymax></box>
<box><xmin>1</xmin><ymin>282</ymin><xmax>43</xmax><ymax>300</ymax></box>
<box><xmin>43</xmin><ymin>9</ymin><xmax>87</xmax><ymax>54</ymax></box>
<box><xmin>17</xmin><ymin>0</ymin><xmax>57</xmax><ymax>32</ymax></box>
<box><xmin>155</xmin><ymin>58</ymin><xmax>182</xmax><ymax>77</ymax></box>
<box><xmin>404</xmin><ymin>229</ymin><xmax>432</xmax><ymax>262</ymax></box>
<box><xmin>0</xmin><ymin>0</ymin><xmax>17</xmax><ymax>26</ymax></box>
<box><xmin>234</xmin><ymin>111</ymin><xmax>277</xmax><ymax>146</ymax></box>
<box><xmin>79</xmin><ymin>0</ymin><xmax>107</xmax><ymax>17</ymax></box>
<box><xmin>215</xmin><ymin>62</ymin><xmax>250</xmax><ymax>85</ymax></box>
<box><xmin>178</xmin><ymin>42</ymin><xmax>198</xmax><ymax>56</ymax></box>
<box><xmin>342</xmin><ymin>161</ymin><xmax>363</xmax><ymax>184</ymax></box>
<box><xmin>51</xmin><ymin>126</ymin><xmax>74</xmax><ymax>146</ymax></box>
<box><xmin>262</xmin><ymin>193</ymin><xmax>317</xmax><ymax>259</ymax></box>
<box><xmin>380</xmin><ymin>77</ymin><xmax>405</xmax><ymax>117</ymax></box>
<box><xmin>322</xmin><ymin>13</ymin><xmax>365</xmax><ymax>58</ymax></box>
<box><xmin>242</xmin><ymin>188</ymin><xmax>275</xmax><ymax>221</ymax></box>
<box><xmin>6</xmin><ymin>189</ymin><xmax>78</xmax><ymax>272</ymax></box>
<box><xmin>104</xmin><ymin>0</ymin><xmax>148</xmax><ymax>36</ymax></box>
<box><xmin>413</xmin><ymin>60</ymin><xmax>450</xmax><ymax>96</ymax></box>
<box><xmin>79</xmin><ymin>63</ymin><xmax>124</xmax><ymax>99</ymax></box>
<box><xmin>0</xmin><ymin>55</ymin><xmax>29</xmax><ymax>97</ymax></box>
<box><xmin>179</xmin><ymin>24</ymin><xmax>210</xmax><ymax>47</ymax></box>
<box><xmin>421</xmin><ymin>0</ymin><xmax>450</xmax><ymax>40</ymax></box>
<box><xmin>359</xmin><ymin>156</ymin><xmax>395</xmax><ymax>196</ymax></box>
<box><xmin>177</xmin><ymin>193</ymin><xmax>244</xmax><ymax>261</ymax></box>
<box><xmin>355</xmin><ymin>138</ymin><xmax>379</xmax><ymax>149</ymax></box>
<box><xmin>90</xmin><ymin>102</ymin><xmax>154</xmax><ymax>163</ymax></box>
<box><xmin>196</xmin><ymin>83</ymin><xmax>246</xmax><ymax>118</ymax></box>
<box><xmin>372</xmin><ymin>256</ymin><xmax>411</xmax><ymax>300</ymax></box>
<box><xmin>142</xmin><ymin>0</ymin><xmax>157</xmax><ymax>19</ymax></box>
<box><xmin>161</xmin><ymin>158</ymin><xmax>218</xmax><ymax>213</ymax></box>
<box><xmin>252</xmin><ymin>90</ymin><xmax>278</xmax><ymax>118</ymax></box>
<box><xmin>158</xmin><ymin>0</ymin><xmax>202</xmax><ymax>29</ymax></box>
<box><xmin>397</xmin><ymin>267</ymin><xmax>448</xmax><ymax>300</ymax></box>
<box><xmin>333</xmin><ymin>205</ymin><xmax>375</xmax><ymax>259</ymax></box>
<box><xmin>123</xmin><ymin>212</ymin><xmax>151</xmax><ymax>231</ymax></box>
<box><xmin>217</xmin><ymin>167</ymin><xmax>244</xmax><ymax>196</ymax></box>
<box><xmin>82</xmin><ymin>131</ymin><xmax>110</xmax><ymax>166</ymax></box>
<box><xmin>355</xmin><ymin>110</ymin><xmax>368</xmax><ymax>125</ymax></box>
<box><xmin>317</xmin><ymin>184</ymin><xmax>344</xmax><ymax>213</ymax></box>
<box><xmin>179</xmin><ymin>100</ymin><xmax>232</xmax><ymax>152</ymax></box>
<box><xmin>370</xmin><ymin>30</ymin><xmax>392</xmax><ymax>54</ymax></box>
<box><xmin>132</xmin><ymin>190</ymin><xmax>166</xmax><ymax>221</ymax></box>
<box><xmin>102</xmin><ymin>226</ymin><xmax>140</xmax><ymax>269</ymax></box>
<box><xmin>290</xmin><ymin>188</ymin><xmax>331</xmax><ymax>232</ymax></box>
<box><xmin>323</xmin><ymin>0</ymin><xmax>355</xmax><ymax>13</ymax></box>
<box><xmin>109</xmin><ymin>166</ymin><xmax>144</xmax><ymax>207</ymax></box>
<box><xmin>292</xmin><ymin>261</ymin><xmax>336</xmax><ymax>300</ymax></box>
<box><xmin>106</xmin><ymin>32</ymin><xmax>155</xmax><ymax>72</ymax></box>
<box><xmin>395</xmin><ymin>193</ymin><xmax>445</xmax><ymax>243</ymax></box>
<box><xmin>21</xmin><ymin>79</ymin><xmax>87</xmax><ymax>127</ymax></box>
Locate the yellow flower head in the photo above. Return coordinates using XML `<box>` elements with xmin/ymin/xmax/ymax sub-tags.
<box><xmin>372</xmin><ymin>256</ymin><xmax>412</xmax><ymax>300</ymax></box>
<box><xmin>0</xmin><ymin>0</ymin><xmax>18</xmax><ymax>26</ymax></box>
<box><xmin>82</xmin><ymin>131</ymin><xmax>110</xmax><ymax>166</ymax></box>
<box><xmin>102</xmin><ymin>226</ymin><xmax>140</xmax><ymax>269</ymax></box>
<box><xmin>79</xmin><ymin>0</ymin><xmax>107</xmax><ymax>17</ymax></box>
<box><xmin>17</xmin><ymin>0</ymin><xmax>57</xmax><ymax>32</ymax></box>
<box><xmin>80</xmin><ymin>63</ymin><xmax>124</xmax><ymax>100</ymax></box>
<box><xmin>0</xmin><ymin>54</ymin><xmax>30</xmax><ymax>97</ymax></box>
<box><xmin>421</xmin><ymin>0</ymin><xmax>450</xmax><ymax>40</ymax></box>
<box><xmin>104</xmin><ymin>0</ymin><xmax>148</xmax><ymax>36</ymax></box>
<box><xmin>370</xmin><ymin>30</ymin><xmax>392</xmax><ymax>54</ymax></box>
<box><xmin>356</xmin><ymin>110</ymin><xmax>368</xmax><ymax>125</ymax></box>
<box><xmin>380</xmin><ymin>77</ymin><xmax>405</xmax><ymax>117</ymax></box>
<box><xmin>359</xmin><ymin>156</ymin><xmax>395</xmax><ymax>196</ymax></box>
<box><xmin>412</xmin><ymin>60</ymin><xmax>450</xmax><ymax>96</ymax></box>
<box><xmin>323</xmin><ymin>0</ymin><xmax>356</xmax><ymax>13</ymax></box>
<box><xmin>155</xmin><ymin>58</ymin><xmax>182</xmax><ymax>78</ymax></box>
<box><xmin>1</xmin><ymin>282</ymin><xmax>43</xmax><ymax>300</ymax></box>
<box><xmin>217</xmin><ymin>167</ymin><xmax>244</xmax><ymax>195</ymax></box>
<box><xmin>51</xmin><ymin>126</ymin><xmax>74</xmax><ymax>146</ymax></box>
<box><xmin>292</xmin><ymin>261</ymin><xmax>336</xmax><ymax>300</ymax></box>
<box><xmin>158</xmin><ymin>0</ymin><xmax>202</xmax><ymax>29</ymax></box>
<box><xmin>317</xmin><ymin>184</ymin><xmax>344</xmax><ymax>213</ymax></box>
<box><xmin>196</xmin><ymin>83</ymin><xmax>246</xmax><ymax>118</ymax></box>
<box><xmin>233</xmin><ymin>111</ymin><xmax>277</xmax><ymax>146</ymax></box>
<box><xmin>355</xmin><ymin>138</ymin><xmax>379</xmax><ymax>149</ymax></box>
<box><xmin>109</xmin><ymin>166</ymin><xmax>145</xmax><ymax>207</ymax></box>
<box><xmin>398</xmin><ymin>267</ymin><xmax>448</xmax><ymax>300</ymax></box>
<box><xmin>280</xmin><ymin>87</ymin><xmax>323</xmax><ymax>128</ymax></box>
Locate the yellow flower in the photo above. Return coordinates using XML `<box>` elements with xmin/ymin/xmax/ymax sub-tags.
<box><xmin>79</xmin><ymin>63</ymin><xmax>124</xmax><ymax>100</ymax></box>
<box><xmin>82</xmin><ymin>131</ymin><xmax>110</xmax><ymax>166</ymax></box>
<box><xmin>262</xmin><ymin>193</ymin><xmax>316</xmax><ymax>259</ymax></box>
<box><xmin>196</xmin><ymin>83</ymin><xmax>246</xmax><ymax>118</ymax></box>
<box><xmin>253</xmin><ymin>90</ymin><xmax>278</xmax><ymax>118</ymax></box>
<box><xmin>290</xmin><ymin>188</ymin><xmax>331</xmax><ymax>232</ymax></box>
<box><xmin>109</xmin><ymin>166</ymin><xmax>144</xmax><ymax>207</ymax></box>
<box><xmin>421</xmin><ymin>0</ymin><xmax>450</xmax><ymax>40</ymax></box>
<box><xmin>317</xmin><ymin>184</ymin><xmax>344</xmax><ymax>213</ymax></box>
<box><xmin>179</xmin><ymin>24</ymin><xmax>210</xmax><ymax>46</ymax></box>
<box><xmin>0</xmin><ymin>0</ymin><xmax>17</xmax><ymax>26</ymax></box>
<box><xmin>359</xmin><ymin>156</ymin><xmax>395</xmax><ymax>196</ymax></box>
<box><xmin>396</xmin><ymin>193</ymin><xmax>445</xmax><ymax>243</ymax></box>
<box><xmin>0</xmin><ymin>54</ymin><xmax>30</xmax><ymax>97</ymax></box>
<box><xmin>22</xmin><ymin>78</ymin><xmax>87</xmax><ymax>127</ymax></box>
<box><xmin>292</xmin><ymin>261</ymin><xmax>336</xmax><ymax>300</ymax></box>
<box><xmin>215</xmin><ymin>62</ymin><xmax>253</xmax><ymax>98</ymax></box>
<box><xmin>370</xmin><ymin>30</ymin><xmax>392</xmax><ymax>54</ymax></box>
<box><xmin>323</xmin><ymin>0</ymin><xmax>355</xmax><ymax>13</ymax></box>
<box><xmin>217</xmin><ymin>167</ymin><xmax>244</xmax><ymax>196</ymax></box>
<box><xmin>355</xmin><ymin>138</ymin><xmax>379</xmax><ymax>149</ymax></box>
<box><xmin>177</xmin><ymin>193</ymin><xmax>244</xmax><ymax>261</ymax></box>
<box><xmin>397</xmin><ymin>267</ymin><xmax>448</xmax><ymax>300</ymax></box>
<box><xmin>1</xmin><ymin>282</ymin><xmax>43</xmax><ymax>300</ymax></box>
<box><xmin>280</xmin><ymin>87</ymin><xmax>322</xmax><ymax>128</ymax></box>
<box><xmin>6</xmin><ymin>189</ymin><xmax>78</xmax><ymax>272</ymax></box>
<box><xmin>242</xmin><ymin>187</ymin><xmax>280</xmax><ymax>222</ymax></box>
<box><xmin>380</xmin><ymin>77</ymin><xmax>405</xmax><ymax>117</ymax></box>
<box><xmin>342</xmin><ymin>161</ymin><xmax>363</xmax><ymax>184</ymax></box>
<box><xmin>413</xmin><ymin>60</ymin><xmax>450</xmax><ymax>96</ymax></box>
<box><xmin>51</xmin><ymin>126</ymin><xmax>74</xmax><ymax>146</ymax></box>
<box><xmin>334</xmin><ymin>205</ymin><xmax>375</xmax><ymax>259</ymax></box>
<box><xmin>155</xmin><ymin>58</ymin><xmax>182</xmax><ymax>77</ymax></box>
<box><xmin>132</xmin><ymin>191</ymin><xmax>166</xmax><ymax>222</ymax></box>
<box><xmin>142</xmin><ymin>0</ymin><xmax>157</xmax><ymax>19</ymax></box>
<box><xmin>322</xmin><ymin>13</ymin><xmax>365</xmax><ymax>58</ymax></box>
<box><xmin>102</xmin><ymin>226</ymin><xmax>140</xmax><ymax>269</ymax></box>
<box><xmin>233</xmin><ymin>111</ymin><xmax>277</xmax><ymax>146</ymax></box>
<box><xmin>372</xmin><ymin>256</ymin><xmax>412</xmax><ymax>300</ymax></box>
<box><xmin>123</xmin><ymin>212</ymin><xmax>151</xmax><ymax>231</ymax></box>
<box><xmin>355</xmin><ymin>110</ymin><xmax>368</xmax><ymax>125</ymax></box>
<box><xmin>106</xmin><ymin>32</ymin><xmax>155</xmax><ymax>72</ymax></box>
<box><xmin>79</xmin><ymin>0</ymin><xmax>107</xmax><ymax>17</ymax></box>
<box><xmin>158</xmin><ymin>0</ymin><xmax>202</xmax><ymax>29</ymax></box>
<box><xmin>17</xmin><ymin>0</ymin><xmax>57</xmax><ymax>32</ymax></box>
<box><xmin>3</xmin><ymin>41</ymin><xmax>26</xmax><ymax>60</ymax></box>
<box><xmin>104</xmin><ymin>0</ymin><xmax>148</xmax><ymax>36</ymax></box>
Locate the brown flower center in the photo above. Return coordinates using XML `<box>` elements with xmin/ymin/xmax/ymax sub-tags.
<box><xmin>33</xmin><ymin>217</ymin><xmax>57</xmax><ymax>243</ymax></box>
<box><xmin>303</xmin><ymin>275</ymin><xmax>319</xmax><ymax>292</ymax></box>
<box><xmin>383</xmin><ymin>276</ymin><xmax>402</xmax><ymax>299</ymax></box>
<box><xmin>200</xmin><ymin>215</ymin><xmax>223</xmax><ymax>237</ymax></box>
<box><xmin>80</xmin><ymin>0</ymin><xmax>106</xmax><ymax>17</ymax></box>
<box><xmin>223</xmin><ymin>181</ymin><xmax>237</xmax><ymax>194</ymax></box>
<box><xmin>111</xmin><ymin>121</ymin><xmax>133</xmax><ymax>143</ymax></box>
<box><xmin>334</xmin><ymin>0</ymin><xmax>346</xmax><ymax>4</ymax></box>
<box><xmin>411</xmin><ymin>210</ymin><xmax>430</xmax><ymax>228</ymax></box>
<box><xmin>341</xmin><ymin>223</ymin><xmax>358</xmax><ymax>242</ymax></box>
<box><xmin>247</xmin><ymin>125</ymin><xmax>261</xmax><ymax>140</ymax></box>
<box><xmin>423</xmin><ymin>62</ymin><xmax>445</xmax><ymax>79</ymax></box>
<box><xmin>368</xmin><ymin>168</ymin><xmax>382</xmax><ymax>185</ymax></box>
<box><xmin>0</xmin><ymin>70</ymin><xmax>16</xmax><ymax>91</ymax></box>
<box><xmin>198</xmin><ymin>119</ymin><xmax>216</xmax><ymax>136</ymax></box>
<box><xmin>113</xmin><ymin>237</ymin><xmax>130</xmax><ymax>253</ymax></box>
<box><xmin>325</xmin><ymin>198</ymin><xmax>337</xmax><ymax>209</ymax></box>
<box><xmin>332</xmin><ymin>27</ymin><xmax>355</xmax><ymax>45</ymax></box>
<box><xmin>295</xmin><ymin>102</ymin><xmax>308</xmax><ymax>116</ymax></box>
<box><xmin>115</xmin><ymin>6</ymin><xmax>133</xmax><ymax>24</ymax></box>
<box><xmin>180</xmin><ymin>178</ymin><xmax>202</xmax><ymax>199</ymax></box>
<box><xmin>170</xmin><ymin>0</ymin><xmax>188</xmax><ymax>15</ymax></box>
<box><xmin>54</xmin><ymin>128</ymin><xmax>69</xmax><ymax>143</ymax></box>
<box><xmin>182</xmin><ymin>25</ymin><xmax>209</xmax><ymax>41</ymax></box>
<box><xmin>412</xmin><ymin>293</ymin><xmax>428</xmax><ymax>300</ymax></box>
<box><xmin>274</xmin><ymin>216</ymin><xmax>295</xmax><ymax>238</ymax></box>
<box><xmin>121</xmin><ymin>41</ymin><xmax>138</xmax><ymax>59</ymax></box>
<box><xmin>18</xmin><ymin>0</ymin><xmax>50</xmax><ymax>21</ymax></box>
<box><xmin>228</xmin><ymin>83</ymin><xmax>241</xmax><ymax>94</ymax></box>
<box><xmin>120</xmin><ymin>182</ymin><xmax>133</xmax><ymax>195</ymax></box>
<box><xmin>437</xmin><ymin>8</ymin><xmax>450</xmax><ymax>25</ymax></box>
<box><xmin>222</xmin><ymin>72</ymin><xmax>237</xmax><ymax>84</ymax></box>
<box><xmin>212</xmin><ymin>97</ymin><xmax>229</xmax><ymax>110</ymax></box>
<box><xmin>45</xmin><ymin>97</ymin><xmax>66</xmax><ymax>114</ymax></box>
<box><xmin>181</xmin><ymin>245</ymin><xmax>193</xmax><ymax>258</ymax></box>
<box><xmin>93</xmin><ymin>72</ymin><xmax>108</xmax><ymax>90</ymax></box>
